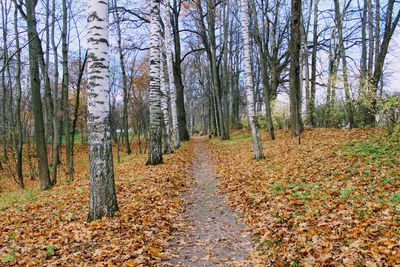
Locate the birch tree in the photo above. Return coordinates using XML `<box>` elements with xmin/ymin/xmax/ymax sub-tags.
<box><xmin>147</xmin><ymin>0</ymin><xmax>163</xmax><ymax>165</ymax></box>
<box><xmin>87</xmin><ymin>0</ymin><xmax>118</xmax><ymax>221</ymax></box>
<box><xmin>240</xmin><ymin>0</ymin><xmax>264</xmax><ymax>160</ymax></box>
<box><xmin>160</xmin><ymin>50</ymin><xmax>173</xmax><ymax>154</ymax></box>
<box><xmin>163</xmin><ymin>0</ymin><xmax>180</xmax><ymax>149</ymax></box>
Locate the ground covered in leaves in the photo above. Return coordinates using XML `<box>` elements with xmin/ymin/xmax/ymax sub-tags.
<box><xmin>1</xmin><ymin>128</ymin><xmax>399</xmax><ymax>266</ymax></box>
<box><xmin>0</xmin><ymin>143</ymin><xmax>193</xmax><ymax>266</ymax></box>
<box><xmin>209</xmin><ymin>128</ymin><xmax>399</xmax><ymax>265</ymax></box>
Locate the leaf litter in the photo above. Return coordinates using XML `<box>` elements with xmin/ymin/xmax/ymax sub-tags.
<box><xmin>0</xmin><ymin>143</ymin><xmax>193</xmax><ymax>266</ymax></box>
<box><xmin>208</xmin><ymin>128</ymin><xmax>399</xmax><ymax>266</ymax></box>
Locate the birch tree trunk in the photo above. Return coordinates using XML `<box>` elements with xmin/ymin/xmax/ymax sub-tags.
<box><xmin>87</xmin><ymin>0</ymin><xmax>118</xmax><ymax>221</ymax></box>
<box><xmin>147</xmin><ymin>0</ymin><xmax>163</xmax><ymax>165</ymax></box>
<box><xmin>160</xmin><ymin>50</ymin><xmax>173</xmax><ymax>154</ymax></box>
<box><xmin>240</xmin><ymin>0</ymin><xmax>264</xmax><ymax>160</ymax></box>
<box><xmin>164</xmin><ymin>0</ymin><xmax>180</xmax><ymax>149</ymax></box>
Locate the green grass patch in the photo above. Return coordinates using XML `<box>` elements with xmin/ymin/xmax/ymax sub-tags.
<box><xmin>343</xmin><ymin>133</ymin><xmax>399</xmax><ymax>165</ymax></box>
<box><xmin>211</xmin><ymin>131</ymin><xmax>252</xmax><ymax>146</ymax></box>
<box><xmin>339</xmin><ymin>187</ymin><xmax>354</xmax><ymax>199</ymax></box>
<box><xmin>1</xmin><ymin>249</ymin><xmax>16</xmax><ymax>264</ymax></box>
<box><xmin>0</xmin><ymin>189</ymin><xmax>39</xmax><ymax>211</ymax></box>
<box><xmin>389</xmin><ymin>193</ymin><xmax>400</xmax><ymax>204</ymax></box>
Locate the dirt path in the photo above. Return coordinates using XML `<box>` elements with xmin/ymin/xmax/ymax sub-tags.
<box><xmin>163</xmin><ymin>137</ymin><xmax>254</xmax><ymax>266</ymax></box>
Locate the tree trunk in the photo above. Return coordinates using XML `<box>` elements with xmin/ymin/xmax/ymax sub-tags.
<box><xmin>172</xmin><ymin>0</ymin><xmax>189</xmax><ymax>141</ymax></box>
<box><xmin>14</xmin><ymin>5</ymin><xmax>24</xmax><ymax>189</ymax></box>
<box><xmin>334</xmin><ymin>0</ymin><xmax>354</xmax><ymax>128</ymax></box>
<box><xmin>309</xmin><ymin>0</ymin><xmax>318</xmax><ymax>127</ymax></box>
<box><xmin>160</xmin><ymin>50</ymin><xmax>173</xmax><ymax>154</ymax></box>
<box><xmin>147</xmin><ymin>0</ymin><xmax>163</xmax><ymax>165</ymax></box>
<box><xmin>62</xmin><ymin>0</ymin><xmax>73</xmax><ymax>179</ymax></box>
<box><xmin>367</xmin><ymin>0</ymin><xmax>400</xmax><ymax>125</ymax></box>
<box><xmin>25</xmin><ymin>0</ymin><xmax>51</xmax><ymax>191</ymax></box>
<box><xmin>207</xmin><ymin>0</ymin><xmax>227</xmax><ymax>140</ymax></box>
<box><xmin>71</xmin><ymin>52</ymin><xmax>88</xmax><ymax>173</ymax></box>
<box><xmin>51</xmin><ymin>0</ymin><xmax>60</xmax><ymax>185</ymax></box>
<box><xmin>289</xmin><ymin>0</ymin><xmax>302</xmax><ymax>137</ymax></box>
<box><xmin>249</xmin><ymin>0</ymin><xmax>275</xmax><ymax>140</ymax></box>
<box><xmin>87</xmin><ymin>0</ymin><xmax>118</xmax><ymax>221</ymax></box>
<box><xmin>222</xmin><ymin>0</ymin><xmax>230</xmax><ymax>140</ymax></box>
<box><xmin>113</xmin><ymin>0</ymin><xmax>131</xmax><ymax>154</ymax></box>
<box><xmin>241</xmin><ymin>0</ymin><xmax>264</xmax><ymax>160</ymax></box>
<box><xmin>1</xmin><ymin>1</ymin><xmax>8</xmax><ymax>164</ymax></box>
<box><xmin>164</xmin><ymin>0</ymin><xmax>180</xmax><ymax>149</ymax></box>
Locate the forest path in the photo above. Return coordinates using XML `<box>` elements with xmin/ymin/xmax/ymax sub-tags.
<box><xmin>162</xmin><ymin>137</ymin><xmax>254</xmax><ymax>266</ymax></box>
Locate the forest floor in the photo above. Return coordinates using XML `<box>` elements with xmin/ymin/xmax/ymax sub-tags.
<box><xmin>0</xmin><ymin>141</ymin><xmax>194</xmax><ymax>266</ymax></box>
<box><xmin>163</xmin><ymin>137</ymin><xmax>254</xmax><ymax>266</ymax></box>
<box><xmin>0</xmin><ymin>128</ymin><xmax>399</xmax><ymax>266</ymax></box>
<box><xmin>209</xmin><ymin>128</ymin><xmax>399</xmax><ymax>265</ymax></box>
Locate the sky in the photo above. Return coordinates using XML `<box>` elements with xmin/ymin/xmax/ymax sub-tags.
<box><xmin>1</xmin><ymin>0</ymin><xmax>399</xmax><ymax>108</ymax></box>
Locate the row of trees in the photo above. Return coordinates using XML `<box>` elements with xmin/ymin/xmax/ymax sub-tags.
<box><xmin>0</xmin><ymin>0</ymin><xmax>399</xmax><ymax>220</ymax></box>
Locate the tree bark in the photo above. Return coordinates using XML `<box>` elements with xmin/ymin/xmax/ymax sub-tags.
<box><xmin>62</xmin><ymin>0</ymin><xmax>73</xmax><ymax>179</ymax></box>
<box><xmin>241</xmin><ymin>0</ymin><xmax>264</xmax><ymax>160</ymax></box>
<box><xmin>14</xmin><ymin>4</ymin><xmax>24</xmax><ymax>189</ymax></box>
<box><xmin>309</xmin><ymin>0</ymin><xmax>318</xmax><ymax>127</ymax></box>
<box><xmin>147</xmin><ymin>0</ymin><xmax>163</xmax><ymax>165</ymax></box>
<box><xmin>171</xmin><ymin>0</ymin><xmax>189</xmax><ymax>141</ymax></box>
<box><xmin>164</xmin><ymin>0</ymin><xmax>180</xmax><ymax>149</ymax></box>
<box><xmin>51</xmin><ymin>0</ymin><xmax>60</xmax><ymax>185</ymax></box>
<box><xmin>367</xmin><ymin>0</ymin><xmax>400</xmax><ymax>125</ymax></box>
<box><xmin>87</xmin><ymin>0</ymin><xmax>118</xmax><ymax>221</ymax></box>
<box><xmin>289</xmin><ymin>0</ymin><xmax>302</xmax><ymax>137</ymax></box>
<box><xmin>160</xmin><ymin>50</ymin><xmax>173</xmax><ymax>154</ymax></box>
<box><xmin>334</xmin><ymin>0</ymin><xmax>354</xmax><ymax>128</ymax></box>
<box><xmin>249</xmin><ymin>0</ymin><xmax>275</xmax><ymax>140</ymax></box>
<box><xmin>112</xmin><ymin>0</ymin><xmax>132</xmax><ymax>154</ymax></box>
<box><xmin>25</xmin><ymin>0</ymin><xmax>51</xmax><ymax>191</ymax></box>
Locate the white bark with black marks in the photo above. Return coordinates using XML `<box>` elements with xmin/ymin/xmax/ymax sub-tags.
<box><xmin>87</xmin><ymin>0</ymin><xmax>118</xmax><ymax>222</ymax></box>
<box><xmin>147</xmin><ymin>0</ymin><xmax>163</xmax><ymax>165</ymax></box>
<box><xmin>240</xmin><ymin>0</ymin><xmax>264</xmax><ymax>160</ymax></box>
<box><xmin>160</xmin><ymin>48</ymin><xmax>173</xmax><ymax>154</ymax></box>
